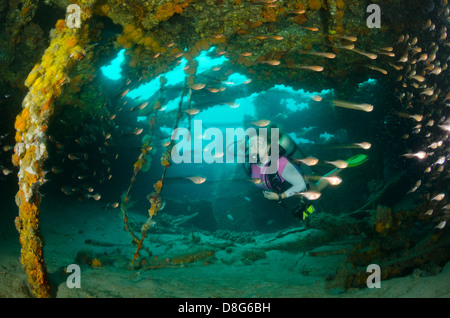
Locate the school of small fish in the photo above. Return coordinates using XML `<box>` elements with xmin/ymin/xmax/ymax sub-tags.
<box><xmin>0</xmin><ymin>0</ymin><xmax>447</xmax><ymax>237</ymax></box>
<box><xmin>392</xmin><ymin>1</ymin><xmax>450</xmax><ymax>230</ymax></box>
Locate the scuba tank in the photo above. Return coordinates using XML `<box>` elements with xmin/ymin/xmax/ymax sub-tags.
<box><xmin>278</xmin><ymin>131</ymin><xmax>315</xmax><ymax>177</ymax></box>
<box><xmin>242</xmin><ymin>125</ymin><xmax>312</xmax><ymax>176</ymax></box>
<box><xmin>279</xmin><ymin>133</ymin><xmax>297</xmax><ymax>157</ymax></box>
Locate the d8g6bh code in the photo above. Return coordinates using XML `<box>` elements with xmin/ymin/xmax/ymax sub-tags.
<box><xmin>222</xmin><ymin>302</ymin><xmax>270</xmax><ymax>313</ymax></box>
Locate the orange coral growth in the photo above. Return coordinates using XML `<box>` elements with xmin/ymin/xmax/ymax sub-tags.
<box><xmin>100</xmin><ymin>4</ymin><xmax>110</xmax><ymax>15</ymax></box>
<box><xmin>161</xmin><ymin>150</ymin><xmax>171</xmax><ymax>166</ymax></box>
<box><xmin>210</xmin><ymin>37</ymin><xmax>226</xmax><ymax>45</ymax></box>
<box><xmin>336</xmin><ymin>10</ymin><xmax>344</xmax><ymax>20</ymax></box>
<box><xmin>12</xmin><ymin>152</ymin><xmax>20</xmax><ymax>166</ymax></box>
<box><xmin>154</xmin><ymin>180</ymin><xmax>163</xmax><ymax>193</ymax></box>
<box><xmin>133</xmin><ymin>159</ymin><xmax>143</xmax><ymax>173</ymax></box>
<box><xmin>155</xmin><ymin>3</ymin><xmax>178</xmax><ymax>21</ymax></box>
<box><xmin>308</xmin><ymin>0</ymin><xmax>323</xmax><ymax>10</ymax></box>
<box><xmin>91</xmin><ymin>258</ymin><xmax>102</xmax><ymax>268</ymax></box>
<box><xmin>123</xmin><ymin>41</ymin><xmax>133</xmax><ymax>49</ymax></box>
<box><xmin>142</xmin><ymin>36</ymin><xmax>155</xmax><ymax>48</ymax></box>
<box><xmin>40</xmin><ymin>100</ymin><xmax>53</xmax><ymax>116</ymax></box>
<box><xmin>374</xmin><ymin>205</ymin><xmax>393</xmax><ymax>234</ymax></box>
<box><xmin>83</xmin><ymin>7</ymin><xmax>92</xmax><ymax>20</ymax></box>
<box><xmin>24</xmin><ymin>172</ymin><xmax>39</xmax><ymax>186</ymax></box>
<box><xmin>21</xmin><ymin>146</ymin><xmax>36</xmax><ymax>168</ymax></box>
<box><xmin>244</xmin><ymin>59</ymin><xmax>253</xmax><ymax>66</ymax></box>
<box><xmin>248</xmin><ymin>21</ymin><xmax>263</xmax><ymax>29</ymax></box>
<box><xmin>116</xmin><ymin>36</ymin><xmax>126</xmax><ymax>47</ymax></box>
<box><xmin>128</xmin><ymin>28</ymin><xmax>143</xmax><ymax>43</ymax></box>
<box><xmin>21</xmin><ymin>108</ymin><xmax>30</xmax><ymax>121</ymax></box>
<box><xmin>198</xmin><ymin>39</ymin><xmax>210</xmax><ymax>51</ymax></box>
<box><xmin>335</xmin><ymin>25</ymin><xmax>345</xmax><ymax>34</ymax></box>
<box><xmin>14</xmin><ymin>131</ymin><xmax>22</xmax><ymax>143</ymax></box>
<box><xmin>20</xmin><ymin>6</ymin><xmax>32</xmax><ymax>16</ymax></box>
<box><xmin>293</xmin><ymin>14</ymin><xmax>308</xmax><ymax>24</ymax></box>
<box><xmin>154</xmin><ymin>0</ymin><xmax>191</xmax><ymax>19</ymax></box>
<box><xmin>123</xmin><ymin>24</ymin><xmax>135</xmax><ymax>34</ymax></box>
<box><xmin>66</xmin><ymin>37</ymin><xmax>78</xmax><ymax>48</ymax></box>
<box><xmin>262</xmin><ymin>7</ymin><xmax>278</xmax><ymax>22</ymax></box>
<box><xmin>295</xmin><ymin>2</ymin><xmax>306</xmax><ymax>10</ymax></box>
<box><xmin>14</xmin><ymin>112</ymin><xmax>28</xmax><ymax>132</ymax></box>
<box><xmin>336</xmin><ymin>0</ymin><xmax>345</xmax><ymax>9</ymax></box>
<box><xmin>56</xmin><ymin>19</ymin><xmax>66</xmax><ymax>32</ymax></box>
<box><xmin>375</xmin><ymin>222</ymin><xmax>385</xmax><ymax>233</ymax></box>
<box><xmin>129</xmin><ymin>57</ymin><xmax>139</xmax><ymax>68</ymax></box>
<box><xmin>175</xmin><ymin>5</ymin><xmax>183</xmax><ymax>14</ymax></box>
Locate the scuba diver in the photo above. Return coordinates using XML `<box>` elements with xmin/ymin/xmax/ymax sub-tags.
<box><xmin>243</xmin><ymin>124</ymin><xmax>344</xmax><ymax>221</ymax></box>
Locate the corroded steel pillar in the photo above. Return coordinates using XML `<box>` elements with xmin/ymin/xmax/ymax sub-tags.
<box><xmin>12</xmin><ymin>0</ymin><xmax>95</xmax><ymax>298</ymax></box>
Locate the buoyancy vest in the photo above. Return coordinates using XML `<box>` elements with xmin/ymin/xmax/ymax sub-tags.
<box><xmin>251</xmin><ymin>156</ymin><xmax>303</xmax><ymax>193</ymax></box>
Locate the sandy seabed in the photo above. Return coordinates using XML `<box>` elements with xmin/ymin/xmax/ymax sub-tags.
<box><xmin>1</xmin><ymin>200</ymin><xmax>449</xmax><ymax>299</ymax></box>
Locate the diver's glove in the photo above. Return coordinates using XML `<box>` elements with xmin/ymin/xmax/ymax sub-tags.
<box><xmin>263</xmin><ymin>191</ymin><xmax>280</xmax><ymax>201</ymax></box>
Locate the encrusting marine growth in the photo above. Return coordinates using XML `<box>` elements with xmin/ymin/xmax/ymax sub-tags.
<box><xmin>12</xmin><ymin>0</ymin><xmax>96</xmax><ymax>298</ymax></box>
<box><xmin>121</xmin><ymin>75</ymin><xmax>192</xmax><ymax>267</ymax></box>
